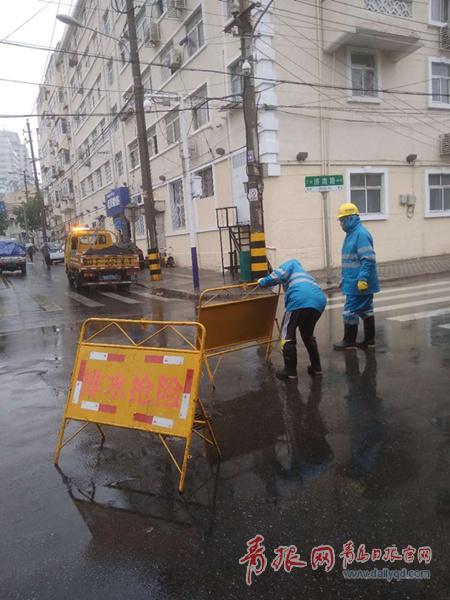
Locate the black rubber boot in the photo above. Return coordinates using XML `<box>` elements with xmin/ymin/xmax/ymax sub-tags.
<box><xmin>333</xmin><ymin>324</ymin><xmax>358</xmax><ymax>350</ymax></box>
<box><xmin>305</xmin><ymin>336</ymin><xmax>322</xmax><ymax>375</ymax></box>
<box><xmin>276</xmin><ymin>342</ymin><xmax>298</xmax><ymax>382</ymax></box>
<box><xmin>357</xmin><ymin>316</ymin><xmax>375</xmax><ymax>349</ymax></box>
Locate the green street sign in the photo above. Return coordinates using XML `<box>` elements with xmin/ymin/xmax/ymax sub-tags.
<box><xmin>305</xmin><ymin>175</ymin><xmax>343</xmax><ymax>192</ymax></box>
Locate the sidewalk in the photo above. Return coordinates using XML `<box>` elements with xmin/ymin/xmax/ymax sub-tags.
<box><xmin>137</xmin><ymin>253</ymin><xmax>450</xmax><ymax>300</ymax></box>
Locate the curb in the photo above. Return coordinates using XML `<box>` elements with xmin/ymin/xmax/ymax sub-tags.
<box><xmin>136</xmin><ymin>265</ymin><xmax>450</xmax><ymax>301</ymax></box>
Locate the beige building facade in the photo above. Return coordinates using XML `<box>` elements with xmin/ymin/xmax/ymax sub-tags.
<box><xmin>37</xmin><ymin>0</ymin><xmax>450</xmax><ymax>273</ymax></box>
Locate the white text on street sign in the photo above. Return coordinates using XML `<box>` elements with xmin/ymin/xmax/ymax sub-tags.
<box><xmin>305</xmin><ymin>175</ymin><xmax>343</xmax><ymax>192</ymax></box>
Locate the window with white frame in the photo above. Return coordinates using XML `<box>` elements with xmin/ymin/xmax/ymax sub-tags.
<box><xmin>169</xmin><ymin>179</ymin><xmax>186</xmax><ymax>229</ymax></box>
<box><xmin>430</xmin><ymin>0</ymin><xmax>448</xmax><ymax>24</ymax></box>
<box><xmin>128</xmin><ymin>140</ymin><xmax>140</xmax><ymax>169</ymax></box>
<box><xmin>349</xmin><ymin>171</ymin><xmax>385</xmax><ymax>216</ymax></box>
<box><xmin>229</xmin><ymin>59</ymin><xmax>243</xmax><ymax>99</ymax></box>
<box><xmin>136</xmin><ymin>6</ymin><xmax>149</xmax><ymax>47</ymax></box>
<box><xmin>154</xmin><ymin>0</ymin><xmax>166</xmax><ymax>18</ymax></box>
<box><xmin>159</xmin><ymin>42</ymin><xmax>175</xmax><ymax>83</ymax></box>
<box><xmin>111</xmin><ymin>104</ymin><xmax>119</xmax><ymax>132</ymax></box>
<box><xmin>185</xmin><ymin>9</ymin><xmax>205</xmax><ymax>58</ymax></box>
<box><xmin>147</xmin><ymin>126</ymin><xmax>159</xmax><ymax>157</ymax></box>
<box><xmin>191</xmin><ymin>84</ymin><xmax>209</xmax><ymax>130</ymax></box>
<box><xmin>427</xmin><ymin>172</ymin><xmax>450</xmax><ymax>214</ymax></box>
<box><xmin>102</xmin><ymin>9</ymin><xmax>110</xmax><ymax>35</ymax></box>
<box><xmin>95</xmin><ymin>168</ymin><xmax>103</xmax><ymax>189</ymax></box>
<box><xmin>104</xmin><ymin>160</ymin><xmax>112</xmax><ymax>183</ymax></box>
<box><xmin>165</xmin><ymin>111</ymin><xmax>180</xmax><ymax>145</ymax></box>
<box><xmin>87</xmin><ymin>174</ymin><xmax>94</xmax><ymax>193</ymax></box>
<box><xmin>350</xmin><ymin>51</ymin><xmax>378</xmax><ymax>98</ymax></box>
<box><xmin>107</xmin><ymin>59</ymin><xmax>114</xmax><ymax>86</ymax></box>
<box><xmin>135</xmin><ymin>214</ymin><xmax>145</xmax><ymax>237</ymax></box>
<box><xmin>431</xmin><ymin>61</ymin><xmax>450</xmax><ymax>105</ymax></box>
<box><xmin>115</xmin><ymin>151</ymin><xmax>124</xmax><ymax>177</ymax></box>
<box><xmin>119</xmin><ymin>26</ymin><xmax>130</xmax><ymax>66</ymax></box>
<box><xmin>80</xmin><ymin>180</ymin><xmax>86</xmax><ymax>198</ymax></box>
<box><xmin>224</xmin><ymin>0</ymin><xmax>235</xmax><ymax>20</ymax></box>
<box><xmin>196</xmin><ymin>166</ymin><xmax>214</xmax><ymax>198</ymax></box>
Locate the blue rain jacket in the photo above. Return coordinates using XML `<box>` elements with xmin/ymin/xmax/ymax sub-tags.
<box><xmin>259</xmin><ymin>259</ymin><xmax>327</xmax><ymax>313</ymax></box>
<box><xmin>341</xmin><ymin>215</ymin><xmax>380</xmax><ymax>295</ymax></box>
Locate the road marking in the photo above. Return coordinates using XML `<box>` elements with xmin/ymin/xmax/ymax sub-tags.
<box><xmin>66</xmin><ymin>292</ymin><xmax>105</xmax><ymax>307</ymax></box>
<box><xmin>376</xmin><ymin>295</ymin><xmax>450</xmax><ymax>315</ymax></box>
<box><xmin>326</xmin><ymin>278</ymin><xmax>450</xmax><ymax>304</ymax></box>
<box><xmin>387</xmin><ymin>306</ymin><xmax>450</xmax><ymax>322</ymax></box>
<box><xmin>32</xmin><ymin>294</ymin><xmax>63</xmax><ymax>312</ymax></box>
<box><xmin>326</xmin><ymin>285</ymin><xmax>450</xmax><ymax>310</ymax></box>
<box><xmin>129</xmin><ymin>289</ymin><xmax>183</xmax><ymax>303</ymax></box>
<box><xmin>438</xmin><ymin>323</ymin><xmax>450</xmax><ymax>330</ymax></box>
<box><xmin>98</xmin><ymin>291</ymin><xmax>141</xmax><ymax>304</ymax></box>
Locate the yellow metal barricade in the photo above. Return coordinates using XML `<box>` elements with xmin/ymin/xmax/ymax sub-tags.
<box><xmin>54</xmin><ymin>318</ymin><xmax>220</xmax><ymax>492</ymax></box>
<box><xmin>197</xmin><ymin>282</ymin><xmax>280</xmax><ymax>385</ymax></box>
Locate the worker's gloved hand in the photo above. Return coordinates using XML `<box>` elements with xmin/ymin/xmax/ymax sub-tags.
<box><xmin>257</xmin><ymin>278</ymin><xmax>265</xmax><ymax>286</ymax></box>
<box><xmin>357</xmin><ymin>280</ymin><xmax>368</xmax><ymax>292</ymax></box>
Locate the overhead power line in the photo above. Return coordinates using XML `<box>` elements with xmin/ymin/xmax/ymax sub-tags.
<box><xmin>0</xmin><ymin>37</ymin><xmax>448</xmax><ymax>99</ymax></box>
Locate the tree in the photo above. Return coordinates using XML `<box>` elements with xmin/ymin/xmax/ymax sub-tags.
<box><xmin>13</xmin><ymin>197</ymin><xmax>42</xmax><ymax>232</ymax></box>
<box><xmin>0</xmin><ymin>210</ymin><xmax>8</xmax><ymax>235</ymax></box>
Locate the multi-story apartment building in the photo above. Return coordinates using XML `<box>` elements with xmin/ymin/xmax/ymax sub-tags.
<box><xmin>37</xmin><ymin>0</ymin><xmax>450</xmax><ymax>271</ymax></box>
<box><xmin>0</xmin><ymin>131</ymin><xmax>32</xmax><ymax>198</ymax></box>
<box><xmin>37</xmin><ymin>49</ymin><xmax>76</xmax><ymax>241</ymax></box>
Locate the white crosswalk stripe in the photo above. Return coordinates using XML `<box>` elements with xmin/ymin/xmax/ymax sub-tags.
<box><xmin>373</xmin><ymin>295</ymin><xmax>450</xmax><ymax>315</ymax></box>
<box><xmin>438</xmin><ymin>323</ymin><xmax>450</xmax><ymax>330</ymax></box>
<box><xmin>326</xmin><ymin>284</ymin><xmax>450</xmax><ymax>310</ymax></box>
<box><xmin>66</xmin><ymin>292</ymin><xmax>105</xmax><ymax>307</ymax></box>
<box><xmin>129</xmin><ymin>289</ymin><xmax>184</xmax><ymax>303</ymax></box>
<box><xmin>326</xmin><ymin>278</ymin><xmax>450</xmax><ymax>304</ymax></box>
<box><xmin>387</xmin><ymin>307</ymin><xmax>450</xmax><ymax>322</ymax></box>
<box><xmin>98</xmin><ymin>291</ymin><xmax>141</xmax><ymax>304</ymax></box>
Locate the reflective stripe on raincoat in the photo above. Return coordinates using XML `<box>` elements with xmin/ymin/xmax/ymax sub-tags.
<box><xmin>258</xmin><ymin>259</ymin><xmax>327</xmax><ymax>313</ymax></box>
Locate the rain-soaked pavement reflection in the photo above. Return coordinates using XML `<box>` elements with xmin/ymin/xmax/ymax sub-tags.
<box><xmin>1</xmin><ymin>267</ymin><xmax>449</xmax><ymax>598</ymax></box>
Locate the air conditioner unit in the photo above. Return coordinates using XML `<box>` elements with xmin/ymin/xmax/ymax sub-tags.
<box><xmin>167</xmin><ymin>0</ymin><xmax>186</xmax><ymax>16</ymax></box>
<box><xmin>145</xmin><ymin>20</ymin><xmax>161</xmax><ymax>47</ymax></box>
<box><xmin>69</xmin><ymin>55</ymin><xmax>78</xmax><ymax>67</ymax></box>
<box><xmin>119</xmin><ymin>107</ymin><xmax>133</xmax><ymax>122</ymax></box>
<box><xmin>439</xmin><ymin>27</ymin><xmax>450</xmax><ymax>51</ymax></box>
<box><xmin>440</xmin><ymin>134</ymin><xmax>450</xmax><ymax>156</ymax></box>
<box><xmin>188</xmin><ymin>141</ymin><xmax>198</xmax><ymax>158</ymax></box>
<box><xmin>169</xmin><ymin>48</ymin><xmax>182</xmax><ymax>70</ymax></box>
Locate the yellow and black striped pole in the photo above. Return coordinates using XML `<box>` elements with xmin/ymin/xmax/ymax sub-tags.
<box><xmin>147</xmin><ymin>247</ymin><xmax>161</xmax><ymax>282</ymax></box>
<box><xmin>250</xmin><ymin>231</ymin><xmax>268</xmax><ymax>280</ymax></box>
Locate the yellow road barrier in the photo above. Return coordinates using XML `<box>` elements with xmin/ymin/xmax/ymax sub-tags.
<box><xmin>197</xmin><ymin>282</ymin><xmax>280</xmax><ymax>385</ymax></box>
<box><xmin>54</xmin><ymin>318</ymin><xmax>220</xmax><ymax>492</ymax></box>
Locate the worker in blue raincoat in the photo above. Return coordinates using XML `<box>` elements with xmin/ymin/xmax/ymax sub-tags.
<box><xmin>333</xmin><ymin>203</ymin><xmax>380</xmax><ymax>350</ymax></box>
<box><xmin>258</xmin><ymin>259</ymin><xmax>327</xmax><ymax>382</ymax></box>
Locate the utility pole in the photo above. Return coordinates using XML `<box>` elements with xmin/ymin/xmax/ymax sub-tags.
<box><xmin>23</xmin><ymin>171</ymin><xmax>30</xmax><ymax>241</ymax></box>
<box><xmin>26</xmin><ymin>120</ymin><xmax>47</xmax><ymax>243</ymax></box>
<box><xmin>225</xmin><ymin>1</ymin><xmax>268</xmax><ymax>281</ymax></box>
<box><xmin>179</xmin><ymin>96</ymin><xmax>200</xmax><ymax>290</ymax></box>
<box><xmin>125</xmin><ymin>0</ymin><xmax>161</xmax><ymax>281</ymax></box>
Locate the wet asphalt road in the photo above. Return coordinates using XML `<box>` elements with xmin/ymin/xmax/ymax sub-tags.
<box><xmin>0</xmin><ymin>259</ymin><xmax>449</xmax><ymax>599</ymax></box>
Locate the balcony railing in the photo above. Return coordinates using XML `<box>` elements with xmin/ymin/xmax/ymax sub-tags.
<box><xmin>364</xmin><ymin>0</ymin><xmax>412</xmax><ymax>18</ymax></box>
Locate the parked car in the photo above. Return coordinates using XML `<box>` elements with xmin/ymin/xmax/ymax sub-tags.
<box><xmin>48</xmin><ymin>242</ymin><xmax>65</xmax><ymax>264</ymax></box>
<box><xmin>0</xmin><ymin>239</ymin><xmax>27</xmax><ymax>275</ymax></box>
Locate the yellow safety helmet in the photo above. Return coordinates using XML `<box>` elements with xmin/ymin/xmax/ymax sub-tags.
<box><xmin>337</xmin><ymin>202</ymin><xmax>359</xmax><ymax>219</ymax></box>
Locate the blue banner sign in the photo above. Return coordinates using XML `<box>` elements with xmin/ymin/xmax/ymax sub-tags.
<box><xmin>105</xmin><ymin>187</ymin><xmax>130</xmax><ymax>217</ymax></box>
